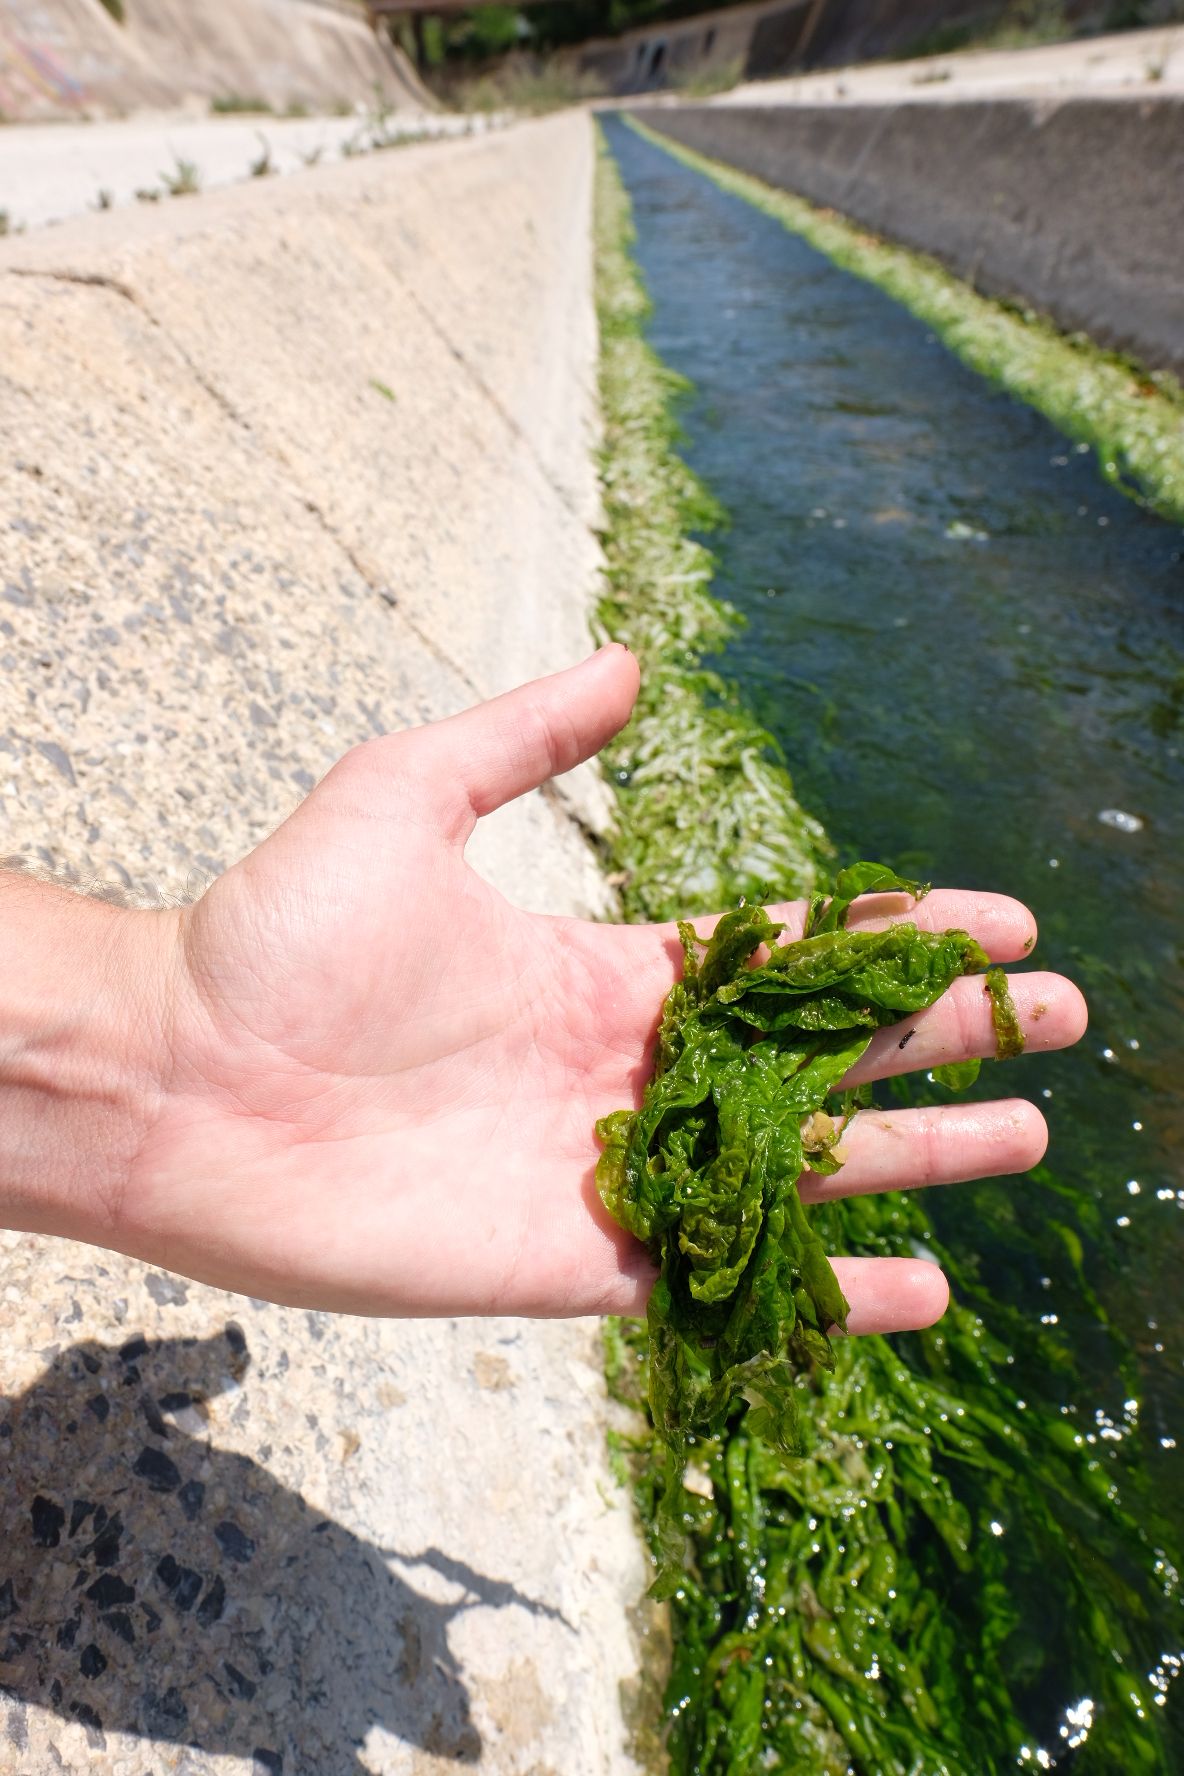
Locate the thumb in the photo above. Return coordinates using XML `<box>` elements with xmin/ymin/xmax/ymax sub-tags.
<box><xmin>400</xmin><ymin>644</ymin><xmax>640</xmax><ymax>843</ymax></box>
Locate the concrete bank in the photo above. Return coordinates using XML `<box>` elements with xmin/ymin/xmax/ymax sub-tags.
<box><xmin>0</xmin><ymin>113</ymin><xmax>645</xmax><ymax>1774</ymax></box>
<box><xmin>716</xmin><ymin>22</ymin><xmax>1184</xmax><ymax>104</ymax></box>
<box><xmin>637</xmin><ymin>95</ymin><xmax>1184</xmax><ymax>379</ymax></box>
<box><xmin>0</xmin><ymin>112</ymin><xmax>495</xmax><ymax>234</ymax></box>
<box><xmin>0</xmin><ymin>0</ymin><xmax>423</xmax><ymax>122</ymax></box>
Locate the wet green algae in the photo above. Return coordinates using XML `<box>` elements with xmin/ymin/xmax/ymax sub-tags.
<box><xmin>593</xmin><ymin>130</ymin><xmax>1180</xmax><ymax>1774</ymax></box>
<box><xmin>592</xmin><ymin>132</ymin><xmax>829</xmax><ymax>920</ymax></box>
<box><xmin>626</xmin><ymin>114</ymin><xmax>1184</xmax><ymax>531</ymax></box>
<box><xmin>597</xmin><ymin>880</ymin><xmax>1019</xmax><ymax>1601</ymax></box>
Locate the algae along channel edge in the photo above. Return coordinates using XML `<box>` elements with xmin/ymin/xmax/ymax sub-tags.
<box><xmin>594</xmin><ymin>116</ymin><xmax>1184</xmax><ymax>1774</ymax></box>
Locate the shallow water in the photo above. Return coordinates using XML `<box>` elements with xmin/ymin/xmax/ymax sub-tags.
<box><xmin>604</xmin><ymin>114</ymin><xmax>1184</xmax><ymax>1764</ymax></box>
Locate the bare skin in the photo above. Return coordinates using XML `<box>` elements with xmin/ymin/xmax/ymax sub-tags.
<box><xmin>0</xmin><ymin>646</ymin><xmax>1087</xmax><ymax>1329</ymax></box>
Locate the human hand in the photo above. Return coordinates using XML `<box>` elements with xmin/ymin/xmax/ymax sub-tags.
<box><xmin>7</xmin><ymin>647</ymin><xmax>1086</xmax><ymax>1326</ymax></box>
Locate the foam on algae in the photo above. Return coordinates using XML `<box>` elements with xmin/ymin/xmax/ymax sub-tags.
<box><xmin>593</xmin><ymin>124</ymin><xmax>1181</xmax><ymax>1774</ymax></box>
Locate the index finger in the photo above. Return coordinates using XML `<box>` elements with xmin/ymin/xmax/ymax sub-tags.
<box><xmin>702</xmin><ymin>888</ymin><xmax>1038</xmax><ymax>965</ymax></box>
<box><xmin>560</xmin><ymin>888</ymin><xmax>1040</xmax><ymax>1083</ymax></box>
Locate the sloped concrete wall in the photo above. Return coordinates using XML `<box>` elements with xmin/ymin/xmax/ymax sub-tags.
<box><xmin>572</xmin><ymin>0</ymin><xmax>810</xmax><ymax>95</ymax></box>
<box><xmin>0</xmin><ymin>0</ymin><xmax>424</xmax><ymax>120</ymax></box>
<box><xmin>640</xmin><ymin>95</ymin><xmax>1184</xmax><ymax>378</ymax></box>
<box><xmin>0</xmin><ymin>114</ymin><xmax>646</xmax><ymax>1775</ymax></box>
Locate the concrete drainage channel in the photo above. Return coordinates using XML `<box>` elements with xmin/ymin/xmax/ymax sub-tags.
<box><xmin>634</xmin><ymin>92</ymin><xmax>1184</xmax><ymax>383</ymax></box>
<box><xmin>0</xmin><ymin>115</ymin><xmax>647</xmax><ymax>1775</ymax></box>
<box><xmin>3</xmin><ymin>72</ymin><xmax>1182</xmax><ymax>1775</ymax></box>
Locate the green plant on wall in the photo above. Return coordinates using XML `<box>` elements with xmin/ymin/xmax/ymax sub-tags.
<box><xmin>160</xmin><ymin>155</ymin><xmax>201</xmax><ymax>198</ymax></box>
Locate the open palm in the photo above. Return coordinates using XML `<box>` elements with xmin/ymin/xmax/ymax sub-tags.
<box><xmin>119</xmin><ymin>647</ymin><xmax>1085</xmax><ymax>1328</ymax></box>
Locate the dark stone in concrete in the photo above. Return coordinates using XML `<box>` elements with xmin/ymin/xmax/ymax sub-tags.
<box><xmin>141</xmin><ymin>1685</ymin><xmax>189</xmax><ymax>1741</ymax></box>
<box><xmin>224</xmin><ymin>1661</ymin><xmax>257</xmax><ymax>1701</ymax></box>
<box><xmin>90</xmin><ymin>1519</ymin><xmax>123</xmax><ymax>1568</ymax></box>
<box><xmin>214</xmin><ymin>1521</ymin><xmax>255</xmax><ymax>1565</ymax></box>
<box><xmin>156</xmin><ymin>1557</ymin><xmax>203</xmax><ymax>1612</ymax></box>
<box><xmin>31</xmin><ymin>1497</ymin><xmax>65</xmax><ymax>1548</ymax></box>
<box><xmin>178</xmin><ymin>1479</ymin><xmax>206</xmax><ymax>1522</ymax></box>
<box><xmin>102</xmin><ymin>1611</ymin><xmax>136</xmax><ymax>1646</ymax></box>
<box><xmin>71</xmin><ymin>1699</ymin><xmax>105</xmax><ymax>1748</ymax></box>
<box><xmin>86</xmin><ymin>1574</ymin><xmax>135</xmax><ymax>1610</ymax></box>
<box><xmin>69</xmin><ymin>1500</ymin><xmax>95</xmax><ymax>1537</ymax></box>
<box><xmin>195</xmin><ymin>1575</ymin><xmax>225</xmax><ymax>1628</ymax></box>
<box><xmin>80</xmin><ymin>1643</ymin><xmax>108</xmax><ymax>1679</ymax></box>
<box><xmin>133</xmin><ymin>1447</ymin><xmax>182</xmax><ymax>1492</ymax></box>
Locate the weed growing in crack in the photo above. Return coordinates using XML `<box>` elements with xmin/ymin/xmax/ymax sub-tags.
<box><xmin>161</xmin><ymin>156</ymin><xmax>201</xmax><ymax>198</ymax></box>
<box><xmin>249</xmin><ymin>134</ymin><xmax>275</xmax><ymax>179</ymax></box>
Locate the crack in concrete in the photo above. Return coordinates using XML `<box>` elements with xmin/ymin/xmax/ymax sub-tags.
<box><xmin>391</xmin><ymin>265</ymin><xmax>587</xmax><ymax>529</ymax></box>
<box><xmin>5</xmin><ymin>261</ymin><xmax>483</xmax><ymax>699</ymax></box>
<box><xmin>7</xmin><ymin>267</ymin><xmax>139</xmax><ymax>303</ymax></box>
<box><xmin>539</xmin><ymin>778</ymin><xmax>608</xmax><ymax>858</ymax></box>
<box><xmin>4</xmin><ymin>259</ymin><xmax>602</xmax><ymax>862</ymax></box>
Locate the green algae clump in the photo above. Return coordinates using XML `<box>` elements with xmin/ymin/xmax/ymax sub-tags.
<box><xmin>597</xmin><ymin>865</ymin><xmax>1010</xmax><ymax>1595</ymax></box>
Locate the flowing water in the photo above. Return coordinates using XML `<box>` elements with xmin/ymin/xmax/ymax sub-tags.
<box><xmin>603</xmin><ymin>115</ymin><xmax>1184</xmax><ymax>1764</ymax></box>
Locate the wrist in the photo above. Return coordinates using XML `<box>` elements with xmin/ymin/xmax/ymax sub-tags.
<box><xmin>0</xmin><ymin>872</ymin><xmax>179</xmax><ymax>1247</ymax></box>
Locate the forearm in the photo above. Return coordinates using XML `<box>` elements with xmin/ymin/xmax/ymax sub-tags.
<box><xmin>0</xmin><ymin>871</ymin><xmax>173</xmax><ymax>1245</ymax></box>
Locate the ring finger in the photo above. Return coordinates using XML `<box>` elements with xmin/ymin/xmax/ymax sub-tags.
<box><xmin>799</xmin><ymin>1097</ymin><xmax>1048</xmax><ymax>1203</ymax></box>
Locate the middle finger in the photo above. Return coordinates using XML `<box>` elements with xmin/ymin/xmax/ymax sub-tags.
<box><xmin>841</xmin><ymin>969</ymin><xmax>1087</xmax><ymax>1090</ymax></box>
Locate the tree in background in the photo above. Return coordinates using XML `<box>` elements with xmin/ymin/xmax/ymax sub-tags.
<box><xmin>407</xmin><ymin>0</ymin><xmax>746</xmax><ymax>68</ymax></box>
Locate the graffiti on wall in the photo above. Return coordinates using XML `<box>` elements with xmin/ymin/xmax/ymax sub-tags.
<box><xmin>0</xmin><ymin>30</ymin><xmax>87</xmax><ymax>112</ymax></box>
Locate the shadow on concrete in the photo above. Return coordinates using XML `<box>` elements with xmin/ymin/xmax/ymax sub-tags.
<box><xmin>0</xmin><ymin>1326</ymin><xmax>554</xmax><ymax>1772</ymax></box>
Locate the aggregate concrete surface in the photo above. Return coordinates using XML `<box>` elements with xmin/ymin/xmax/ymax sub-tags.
<box><xmin>0</xmin><ymin>113</ymin><xmax>648</xmax><ymax>1774</ymax></box>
